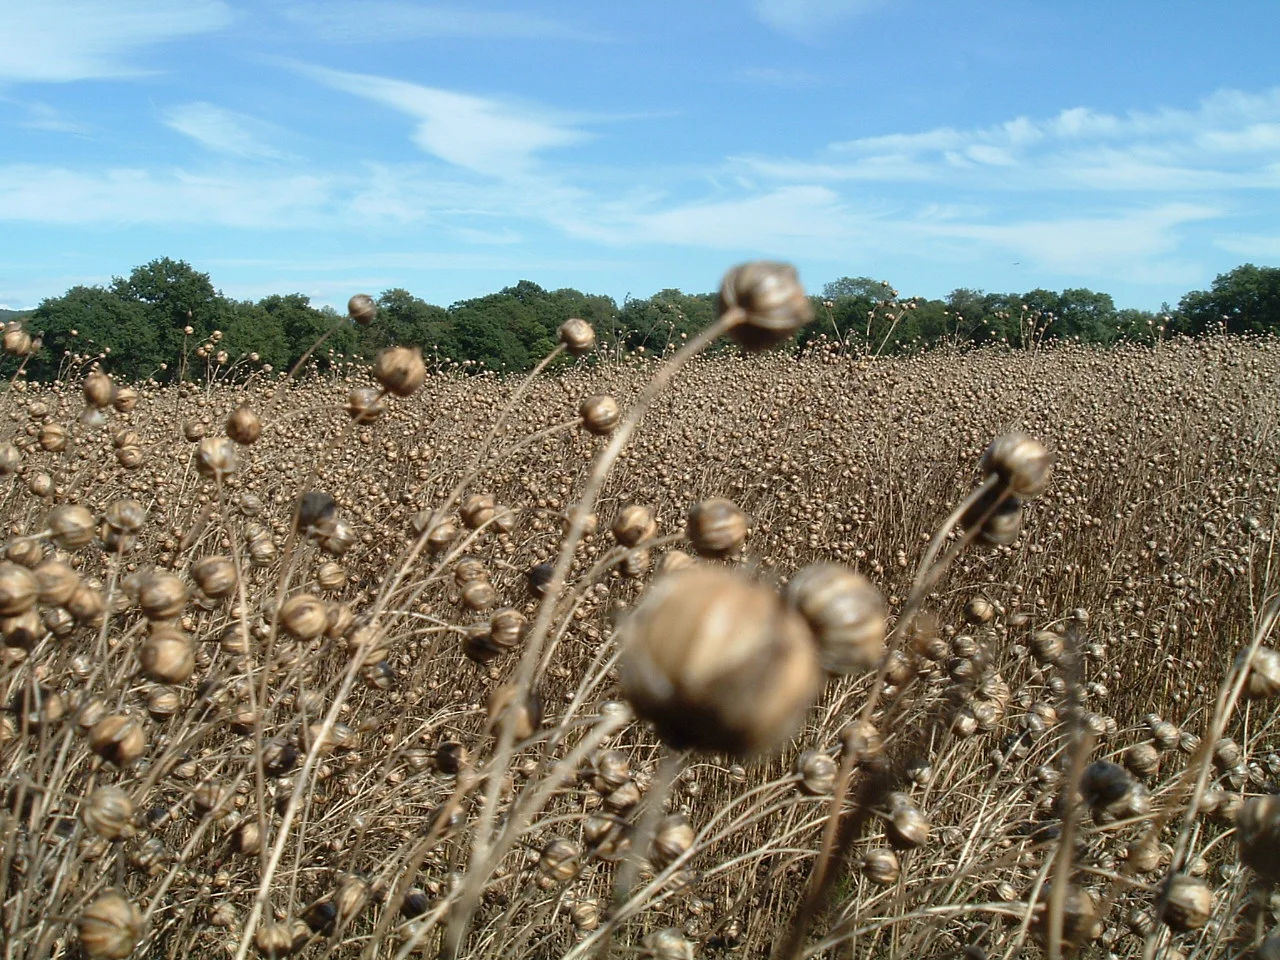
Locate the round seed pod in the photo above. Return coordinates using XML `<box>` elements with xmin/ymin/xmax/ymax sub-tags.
<box><xmin>1029</xmin><ymin>630</ymin><xmax>1064</xmax><ymax>665</ymax></box>
<box><xmin>862</xmin><ymin>847</ymin><xmax>900</xmax><ymax>885</ymax></box>
<box><xmin>461</xmin><ymin>579</ymin><xmax>497</xmax><ymax>612</ymax></box>
<box><xmin>146</xmin><ymin>686</ymin><xmax>180</xmax><ymax>718</ymax></box>
<box><xmin>1124</xmin><ymin>742</ymin><xmax>1161</xmax><ymax>778</ymax></box>
<box><xmin>89</xmin><ymin>714</ymin><xmax>147</xmax><ymax>766</ymax></box>
<box><xmin>1160</xmin><ymin>874</ymin><xmax>1213</xmax><ymax>931</ymax></box>
<box><xmin>195</xmin><ymin>436</ymin><xmax>239</xmax><ymax>479</ymax></box>
<box><xmin>344</xmin><ymin>386</ymin><xmax>388</xmax><ymax>426</ymax></box>
<box><xmin>454</xmin><ymin>557</ymin><xmax>488</xmax><ymax>587</ymax></box>
<box><xmin>317</xmin><ymin>521</ymin><xmax>356</xmax><ymax>559</ymax></box>
<box><xmin>460</xmin><ymin>494</ymin><xmax>496</xmax><ymax>530</ymax></box>
<box><xmin>2</xmin><ymin>326</ymin><xmax>31</xmax><ymax>356</ymax></box>
<box><xmin>39</xmin><ymin>422</ymin><xmax>68</xmax><ymax>452</ymax></box>
<box><xmin>1125</xmin><ymin>836</ymin><xmax>1163</xmax><ymax>874</ymax></box>
<box><xmin>885</xmin><ymin>793</ymin><xmax>930</xmax><ymax>849</ymax></box>
<box><xmin>113</xmin><ymin>386</ymin><xmax>138</xmax><ymax>413</ymax></box>
<box><xmin>0</xmin><ymin>563</ymin><xmax>38</xmax><ymax>616</ymax></box>
<box><xmin>33</xmin><ymin>560</ymin><xmax>78</xmax><ymax>606</ymax></box>
<box><xmin>316</xmin><ymin>561</ymin><xmax>346</xmax><ymax>591</ymax></box>
<box><xmin>103</xmin><ymin>499</ymin><xmax>146</xmax><ymax>534</ymax></box>
<box><xmin>620</xmin><ymin>567</ymin><xmax>820</xmax><ymax>755</ymax></box>
<box><xmin>182</xmin><ymin>419</ymin><xmax>206</xmax><ymax>442</ymax></box>
<box><xmin>0</xmin><ymin>443</ymin><xmax>19</xmax><ymax>474</ymax></box>
<box><xmin>489</xmin><ymin>607</ymin><xmax>527</xmax><ymax>650</ymax></box>
<box><xmin>1239</xmin><ymin>646</ymin><xmax>1280</xmax><ymax>698</ymax></box>
<box><xmin>980</xmin><ymin>432</ymin><xmax>1054</xmax><ymax>498</ymax></box>
<box><xmin>487</xmin><ymin>685</ymin><xmax>542</xmax><ymax>742</ymax></box>
<box><xmin>795</xmin><ymin>750</ymin><xmax>837</xmax><ymax>795</ymax></box>
<box><xmin>66</xmin><ymin>583</ymin><xmax>105</xmax><ymax>623</ymax></box>
<box><xmin>1214</xmin><ymin>737</ymin><xmax>1242</xmax><ymax>768</ymax></box>
<box><xmin>686</xmin><ymin>498</ymin><xmax>749</xmax><ymax>558</ymax></box>
<box><xmin>139</xmin><ymin>626</ymin><xmax>195</xmax><ymax>683</ymax></box>
<box><xmin>26</xmin><ymin>471</ymin><xmax>53</xmax><ymax>498</ymax></box>
<box><xmin>348</xmin><ymin>293</ymin><xmax>377</xmax><ymax>325</ymax></box>
<box><xmin>1031</xmin><ymin>884</ymin><xmax>1100</xmax><ymax>951</ymax></box>
<box><xmin>191</xmin><ymin>555</ymin><xmax>236</xmax><ymax>598</ymax></box>
<box><xmin>622</xmin><ymin>547</ymin><xmax>651</xmax><ymax>579</ymax></box>
<box><xmin>1236</xmin><ymin>794</ymin><xmax>1280</xmax><ymax>881</ymax></box>
<box><xmin>642</xmin><ymin>928</ymin><xmax>694</xmax><ymax>960</ymax></box>
<box><xmin>656</xmin><ymin>550</ymin><xmax>694</xmax><ymax>576</ymax></box>
<box><xmin>83</xmin><ymin>372</ymin><xmax>117</xmax><ymax>409</ymax></box>
<box><xmin>718</xmin><ymin>261</ymin><xmax>813</xmax><ymax>351</ymax></box>
<box><xmin>115</xmin><ymin>445</ymin><xmax>143</xmax><ymax>469</ymax></box>
<box><xmin>83</xmin><ymin>786</ymin><xmax>134</xmax><ymax>841</ymax></box>
<box><xmin>612</xmin><ymin>504</ymin><xmax>657</xmax><ymax>547</ymax></box>
<box><xmin>603</xmin><ymin>779</ymin><xmax>642</xmax><ymax>813</ymax></box>
<box><xmin>48</xmin><ymin>504</ymin><xmax>95</xmax><ymax>549</ymax></box>
<box><xmin>280</xmin><ymin>593</ymin><xmax>327</xmax><ymax>640</ymax></box>
<box><xmin>539</xmin><ymin>838</ymin><xmax>581</xmax><ymax>881</ymax></box>
<box><xmin>1</xmin><ymin>609</ymin><xmax>41</xmax><ymax>649</ymax></box>
<box><xmin>558</xmin><ymin>317</ymin><xmax>596</xmax><ymax>356</ymax></box>
<box><xmin>255</xmin><ymin>919</ymin><xmax>305</xmax><ymax>957</ymax></box>
<box><xmin>373</xmin><ymin>345</ymin><xmax>426</xmax><ymax>396</ymax></box>
<box><xmin>569</xmin><ymin>899</ymin><xmax>599</xmax><ymax>931</ymax></box>
<box><xmin>784</xmin><ymin>562</ymin><xmax>886</xmax><ymax>675</ymax></box>
<box><xmin>525</xmin><ymin>561</ymin><xmax>555</xmax><ymax>597</ymax></box>
<box><xmin>334</xmin><ymin>874</ymin><xmax>371</xmax><ymax>923</ymax></box>
<box><xmin>1151</xmin><ymin>720</ymin><xmax>1181</xmax><ymax>751</ymax></box>
<box><xmin>1082</xmin><ymin>760</ymin><xmax>1133</xmax><ymax>809</ymax></box>
<box><xmin>462</xmin><ymin>623</ymin><xmax>501</xmax><ymax>664</ymax></box>
<box><xmin>652</xmin><ymin>813</ymin><xmax>695</xmax><ymax>868</ymax></box>
<box><xmin>192</xmin><ymin>781</ymin><xmax>233</xmax><ymax>818</ymax></box>
<box><xmin>235</xmin><ymin>819</ymin><xmax>262</xmax><ymax>855</ymax></box>
<box><xmin>435</xmin><ymin>740</ymin><xmax>468</xmax><ymax>775</ymax></box>
<box><xmin>423</xmin><ymin>518</ymin><xmax>456</xmax><ymax>553</ymax></box>
<box><xmin>579</xmin><ymin>394</ymin><xmax>620</xmax><ymax>435</ymax></box>
<box><xmin>78</xmin><ymin>889</ymin><xmax>142</xmax><ymax>959</ymax></box>
<box><xmin>591</xmin><ymin>750</ymin><xmax>631</xmax><ymax>791</ymax></box>
<box><xmin>226</xmin><ymin>405</ymin><xmax>262</xmax><ymax>445</ymax></box>
<box><xmin>6</xmin><ymin>538</ymin><xmax>43</xmax><ymax>569</ymax></box>
<box><xmin>963</xmin><ymin>596</ymin><xmax>996</xmax><ymax>625</ymax></box>
<box><xmin>138</xmin><ymin>573</ymin><xmax>188</xmax><ymax>620</ymax></box>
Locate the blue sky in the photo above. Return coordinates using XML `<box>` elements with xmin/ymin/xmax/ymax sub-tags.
<box><xmin>1</xmin><ymin>0</ymin><xmax>1277</xmax><ymax>313</ymax></box>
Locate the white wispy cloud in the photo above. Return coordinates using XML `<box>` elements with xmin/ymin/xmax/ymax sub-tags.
<box><xmin>163</xmin><ymin>102</ymin><xmax>289</xmax><ymax>161</ymax></box>
<box><xmin>17</xmin><ymin>102</ymin><xmax>94</xmax><ymax>135</ymax></box>
<box><xmin>753</xmin><ymin>0</ymin><xmax>883</xmax><ymax>40</ymax></box>
<box><xmin>274</xmin><ymin>1</ymin><xmax>600</xmax><ymax>43</ymax></box>
<box><xmin>298</xmin><ymin>65</ymin><xmax>590</xmax><ymax>178</ymax></box>
<box><xmin>0</xmin><ymin>0</ymin><xmax>232</xmax><ymax>83</ymax></box>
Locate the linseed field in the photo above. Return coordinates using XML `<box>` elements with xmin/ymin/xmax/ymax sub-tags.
<box><xmin>2</xmin><ymin>281</ymin><xmax>1279</xmax><ymax>960</ymax></box>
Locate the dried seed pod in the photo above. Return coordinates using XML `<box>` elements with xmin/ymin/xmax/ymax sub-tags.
<box><xmin>487</xmin><ymin>685</ymin><xmax>542</xmax><ymax>741</ymax></box>
<box><xmin>784</xmin><ymin>563</ymin><xmax>886</xmax><ymax>674</ymax></box>
<box><xmin>1082</xmin><ymin>760</ymin><xmax>1134</xmax><ymax>809</ymax></box>
<box><xmin>862</xmin><ymin>847</ymin><xmax>900</xmax><ymax>885</ymax></box>
<box><xmin>620</xmin><ymin>567</ymin><xmax>820</xmax><ymax>755</ymax></box>
<box><xmin>461</xmin><ymin>579</ymin><xmax>497</xmax><ymax>612</ymax></box>
<box><xmin>718</xmin><ymin>260</ymin><xmax>813</xmax><ymax>351</ymax></box>
<box><xmin>48</xmin><ymin>504</ymin><xmax>95</xmax><ymax>549</ymax></box>
<box><xmin>182</xmin><ymin>418</ymin><xmax>206</xmax><ymax>442</ymax></box>
<box><xmin>435</xmin><ymin>740</ymin><xmax>467</xmax><ymax>775</ymax></box>
<box><xmin>1124</xmin><ymin>742</ymin><xmax>1161</xmax><ymax>778</ymax></box>
<box><xmin>539</xmin><ymin>838</ymin><xmax>582</xmax><ymax>881</ymax></box>
<box><xmin>280</xmin><ymin>593</ymin><xmax>328</xmax><ymax>640</ymax></box>
<box><xmin>1236</xmin><ymin>794</ymin><xmax>1280</xmax><ymax>881</ymax></box>
<box><xmin>657</xmin><ymin>550</ymin><xmax>694</xmax><ymax>576</ymax></box>
<box><xmin>569</xmin><ymin>899</ymin><xmax>600</xmax><ymax>931</ymax></box>
<box><xmin>1029</xmin><ymin>630</ymin><xmax>1064</xmax><ymax>666</ymax></box>
<box><xmin>621</xmin><ymin>547</ymin><xmax>651</xmax><ymax>579</ymax></box>
<box><xmin>885</xmin><ymin>793</ymin><xmax>930</xmax><ymax>848</ymax></box>
<box><xmin>424</xmin><ymin>518</ymin><xmax>456</xmax><ymax>553</ymax></box>
<box><xmin>642</xmin><ymin>927</ymin><xmax>695</xmax><ymax>960</ymax></box>
<box><xmin>460</xmin><ymin>494</ymin><xmax>496</xmax><ymax>530</ymax></box>
<box><xmin>1214</xmin><ymin>737</ymin><xmax>1242</xmax><ymax>768</ymax></box>
<box><xmin>83</xmin><ymin>371</ymin><xmax>117</xmax><ymax>409</ymax></box>
<box><xmin>113</xmin><ymin>386</ymin><xmax>138</xmax><ymax>412</ymax></box>
<box><xmin>1125</xmin><ymin>835</ymin><xmax>1163</xmax><ymax>874</ymax></box>
<box><xmin>146</xmin><ymin>686</ymin><xmax>180</xmax><ymax>718</ymax></box>
<box><xmin>139</xmin><ymin>625</ymin><xmax>195</xmax><ymax>683</ymax></box>
<box><xmin>235</xmin><ymin>819</ymin><xmax>262</xmax><ymax>855</ymax></box>
<box><xmin>603</xmin><ymin>779</ymin><xmax>641</xmax><ymax>812</ymax></box>
<box><xmin>591</xmin><ymin>749</ymin><xmax>631</xmax><ymax>791</ymax></box>
<box><xmin>489</xmin><ymin>607</ymin><xmax>527</xmax><ymax>649</ymax></box>
<box><xmin>579</xmin><ymin>394</ymin><xmax>620</xmax><ymax>435</ymax></box>
<box><xmin>1</xmin><ymin>609</ymin><xmax>42</xmax><ymax>649</ymax></box>
<box><xmin>78</xmin><ymin>889</ymin><xmax>142</xmax><ymax>959</ymax></box>
<box><xmin>194</xmin><ymin>436</ymin><xmax>239</xmax><ymax>478</ymax></box>
<box><xmin>373</xmin><ymin>345</ymin><xmax>426</xmax><ymax>396</ymax></box>
<box><xmin>686</xmin><ymin>498</ymin><xmax>749</xmax><ymax>558</ymax></box>
<box><xmin>795</xmin><ymin>750</ymin><xmax>837</xmax><ymax>795</ymax></box>
<box><xmin>39</xmin><ymin>422</ymin><xmax>68</xmax><ymax>452</ymax></box>
<box><xmin>66</xmin><ymin>583</ymin><xmax>106</xmax><ymax>623</ymax></box>
<box><xmin>138</xmin><ymin>573</ymin><xmax>188</xmax><ymax>620</ymax></box>
<box><xmin>1032</xmin><ymin>884</ymin><xmax>1100</xmax><ymax>951</ymax></box>
<box><xmin>316</xmin><ymin>561</ymin><xmax>346</xmax><ymax>591</ymax></box>
<box><xmin>82</xmin><ymin>787</ymin><xmax>135</xmax><ymax>841</ymax></box>
<box><xmin>652</xmin><ymin>813</ymin><xmax>695</xmax><ymax>868</ymax></box>
<box><xmin>6</xmin><ymin>537</ymin><xmax>44</xmax><ymax>568</ymax></box>
<box><xmin>963</xmin><ymin>596</ymin><xmax>996</xmax><ymax>624</ymax></box>
<box><xmin>103</xmin><ymin>499</ymin><xmax>147</xmax><ymax>535</ymax></box>
<box><xmin>226</xmin><ymin>405</ymin><xmax>262</xmax><ymax>445</ymax></box>
<box><xmin>959</xmin><ymin>485</ymin><xmax>1023</xmax><ymax>545</ymax></box>
<box><xmin>612</xmin><ymin>504</ymin><xmax>657</xmax><ymax>547</ymax></box>
<box><xmin>1239</xmin><ymin>646</ymin><xmax>1280</xmax><ymax>698</ymax></box>
<box><xmin>191</xmin><ymin>556</ymin><xmax>236</xmax><ymax>598</ymax></box>
<box><xmin>0</xmin><ymin>442</ymin><xmax>19</xmax><ymax>474</ymax></box>
<box><xmin>980</xmin><ymin>432</ymin><xmax>1054</xmax><ymax>498</ymax></box>
<box><xmin>1150</xmin><ymin>720</ymin><xmax>1181</xmax><ymax>751</ymax></box>
<box><xmin>348</xmin><ymin>293</ymin><xmax>377</xmax><ymax>325</ymax></box>
<box><xmin>558</xmin><ymin>317</ymin><xmax>596</xmax><ymax>355</ymax></box>
<box><xmin>192</xmin><ymin>781</ymin><xmax>233</xmax><ymax>818</ymax></box>
<box><xmin>88</xmin><ymin>714</ymin><xmax>146</xmax><ymax>766</ymax></box>
<box><xmin>33</xmin><ymin>559</ymin><xmax>78</xmax><ymax>606</ymax></box>
<box><xmin>1159</xmin><ymin>874</ymin><xmax>1213</xmax><ymax>931</ymax></box>
<box><xmin>345</xmin><ymin>385</ymin><xmax>387</xmax><ymax>422</ymax></box>
<box><xmin>334</xmin><ymin>874</ymin><xmax>371</xmax><ymax>922</ymax></box>
<box><xmin>255</xmin><ymin>919</ymin><xmax>305</xmax><ymax>957</ymax></box>
<box><xmin>0</xmin><ymin>563</ymin><xmax>38</xmax><ymax>616</ymax></box>
<box><xmin>2</xmin><ymin>325</ymin><xmax>31</xmax><ymax>356</ymax></box>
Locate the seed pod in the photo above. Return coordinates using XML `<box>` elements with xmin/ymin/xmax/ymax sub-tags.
<box><xmin>591</xmin><ymin>750</ymin><xmax>631</xmax><ymax>791</ymax></box>
<box><xmin>657</xmin><ymin>550</ymin><xmax>695</xmax><ymax>576</ymax></box>
<box><xmin>1239</xmin><ymin>646</ymin><xmax>1280</xmax><ymax>698</ymax></box>
<box><xmin>718</xmin><ymin>261</ymin><xmax>813</xmax><ymax>351</ymax></box>
<box><xmin>146</xmin><ymin>686</ymin><xmax>180</xmax><ymax>718</ymax></box>
<box><xmin>195</xmin><ymin>436</ymin><xmax>239</xmax><ymax>479</ymax></box>
<box><xmin>78</xmin><ymin>889</ymin><xmax>142</xmax><ymax>959</ymax></box>
<box><xmin>138</xmin><ymin>573</ymin><xmax>188</xmax><ymax>620</ymax></box>
<box><xmin>1031</xmin><ymin>884</ymin><xmax>1100</xmax><ymax>951</ymax></box>
<box><xmin>192</xmin><ymin>781</ymin><xmax>233</xmax><ymax>818</ymax></box>
<box><xmin>1124</xmin><ymin>742</ymin><xmax>1161</xmax><ymax>778</ymax></box>
<box><xmin>139</xmin><ymin>625</ymin><xmax>195</xmax><ymax>683</ymax></box>
<box><xmin>348</xmin><ymin>293</ymin><xmax>377</xmax><ymax>325</ymax></box>
<box><xmin>25</xmin><ymin>471</ymin><xmax>53</xmax><ymax>498</ymax></box>
<box><xmin>1</xmin><ymin>609</ymin><xmax>41</xmax><ymax>649</ymax></box>
<box><xmin>0</xmin><ymin>443</ymin><xmax>19</xmax><ymax>474</ymax></box>
<box><xmin>82</xmin><ymin>786</ymin><xmax>135</xmax><ymax>841</ymax></box>
<box><xmin>539</xmin><ymin>838</ymin><xmax>582</xmax><ymax>881</ymax></box>
<box><xmin>113</xmin><ymin>386</ymin><xmax>138</xmax><ymax>412</ymax></box>
<box><xmin>962</xmin><ymin>596</ymin><xmax>996</xmax><ymax>624</ymax></box>
<box><xmin>686</xmin><ymin>498</ymin><xmax>749</xmax><ymax>558</ymax></box>
<box><xmin>39</xmin><ymin>422</ymin><xmax>68</xmax><ymax>452</ymax></box>
<box><xmin>235</xmin><ymin>819</ymin><xmax>262</xmax><ymax>855</ymax></box>
<box><xmin>89</xmin><ymin>714</ymin><xmax>147</xmax><ymax>766</ymax></box>
<box><xmin>621</xmin><ymin>547</ymin><xmax>651</xmax><ymax>579</ymax></box>
<box><xmin>1126</xmin><ymin>835</ymin><xmax>1162</xmax><ymax>874</ymax></box>
<box><xmin>1214</xmin><ymin>737</ymin><xmax>1241</xmax><ymax>768</ymax></box>
<box><xmin>191</xmin><ymin>556</ymin><xmax>236</xmax><ymax>598</ymax></box>
<box><xmin>346</xmin><ymin>384</ymin><xmax>390</xmax><ymax>426</ymax></box>
<box><xmin>579</xmin><ymin>394</ymin><xmax>619</xmax><ymax>435</ymax></box>
<box><xmin>182</xmin><ymin>419</ymin><xmax>206</xmax><ymax>442</ymax></box>
<box><xmin>103</xmin><ymin>499</ymin><xmax>147</xmax><ymax>535</ymax></box>
<box><xmin>489</xmin><ymin>607</ymin><xmax>527</xmax><ymax>650</ymax></box>
<box><xmin>784</xmin><ymin>563</ymin><xmax>886</xmax><ymax>675</ymax></box>
<box><xmin>2</xmin><ymin>325</ymin><xmax>31</xmax><ymax>356</ymax></box>
<box><xmin>558</xmin><ymin>317</ymin><xmax>596</xmax><ymax>355</ymax></box>
<box><xmin>422</xmin><ymin>518</ymin><xmax>456</xmax><ymax>553</ymax></box>
<box><xmin>980</xmin><ymin>432</ymin><xmax>1054</xmax><ymax>498</ymax></box>
<box><xmin>0</xmin><ymin>563</ymin><xmax>38</xmax><ymax>616</ymax></box>
<box><xmin>373</xmin><ymin>345</ymin><xmax>426</xmax><ymax>396</ymax></box>
<box><xmin>862</xmin><ymin>847</ymin><xmax>900</xmax><ymax>885</ymax></box>
<box><xmin>226</xmin><ymin>405</ymin><xmax>262</xmax><ymax>445</ymax></box>
<box><xmin>620</xmin><ymin>567</ymin><xmax>820</xmax><ymax>755</ymax></box>
<box><xmin>795</xmin><ymin>750</ymin><xmax>837</xmax><ymax>795</ymax></box>
<box><xmin>603</xmin><ymin>779</ymin><xmax>642</xmax><ymax>812</ymax></box>
<box><xmin>462</xmin><ymin>623</ymin><xmax>502</xmax><ymax>664</ymax></box>
<box><xmin>487</xmin><ymin>685</ymin><xmax>542</xmax><ymax>741</ymax></box>
<box><xmin>569</xmin><ymin>899</ymin><xmax>599</xmax><ymax>931</ymax></box>
<box><xmin>66</xmin><ymin>583</ymin><xmax>105</xmax><ymax>623</ymax></box>
<box><xmin>885</xmin><ymin>793</ymin><xmax>930</xmax><ymax>848</ymax></box>
<box><xmin>48</xmin><ymin>504</ymin><xmax>95</xmax><ymax>549</ymax></box>
<box><xmin>1029</xmin><ymin>630</ymin><xmax>1064</xmax><ymax>665</ymax></box>
<box><xmin>460</xmin><ymin>494</ymin><xmax>496</xmax><ymax>530</ymax></box>
<box><xmin>316</xmin><ymin>561</ymin><xmax>346</xmax><ymax>591</ymax></box>
<box><xmin>115</xmin><ymin>445</ymin><xmax>143</xmax><ymax>469</ymax></box>
<box><xmin>1236</xmin><ymin>794</ymin><xmax>1280</xmax><ymax>881</ymax></box>
<box><xmin>255</xmin><ymin>919</ymin><xmax>305</xmax><ymax>957</ymax></box>
<box><xmin>612</xmin><ymin>504</ymin><xmax>657</xmax><ymax>547</ymax></box>
<box><xmin>83</xmin><ymin>372</ymin><xmax>117</xmax><ymax>409</ymax></box>
<box><xmin>461</xmin><ymin>579</ymin><xmax>497</xmax><ymax>612</ymax></box>
<box><xmin>652</xmin><ymin>813</ymin><xmax>695</xmax><ymax>868</ymax></box>
<box><xmin>1159</xmin><ymin>874</ymin><xmax>1213</xmax><ymax>931</ymax></box>
<box><xmin>642</xmin><ymin>928</ymin><xmax>694</xmax><ymax>960</ymax></box>
<box><xmin>1150</xmin><ymin>720</ymin><xmax>1181</xmax><ymax>751</ymax></box>
<box><xmin>435</xmin><ymin>740</ymin><xmax>468</xmax><ymax>775</ymax></box>
<box><xmin>280</xmin><ymin>593</ymin><xmax>327</xmax><ymax>640</ymax></box>
<box><xmin>334</xmin><ymin>874</ymin><xmax>371</xmax><ymax>922</ymax></box>
<box><xmin>1082</xmin><ymin>760</ymin><xmax>1133</xmax><ymax>809</ymax></box>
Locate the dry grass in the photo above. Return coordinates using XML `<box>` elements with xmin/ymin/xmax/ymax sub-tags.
<box><xmin>1</xmin><ymin>292</ymin><xmax>1279</xmax><ymax>960</ymax></box>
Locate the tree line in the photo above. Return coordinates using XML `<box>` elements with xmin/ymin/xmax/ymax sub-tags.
<box><xmin>5</xmin><ymin>257</ymin><xmax>1278</xmax><ymax>382</ymax></box>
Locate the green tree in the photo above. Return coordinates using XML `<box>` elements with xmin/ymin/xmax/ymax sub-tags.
<box><xmin>28</xmin><ymin>285</ymin><xmax>159</xmax><ymax>380</ymax></box>
<box><xmin>110</xmin><ymin>258</ymin><xmax>229</xmax><ymax>375</ymax></box>
<box><xmin>1175</xmin><ymin>264</ymin><xmax>1280</xmax><ymax>336</ymax></box>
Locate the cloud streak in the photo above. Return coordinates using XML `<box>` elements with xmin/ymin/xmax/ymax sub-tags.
<box><xmin>163</xmin><ymin>102</ymin><xmax>289</xmax><ymax>161</ymax></box>
<box><xmin>752</xmin><ymin>0</ymin><xmax>883</xmax><ymax>40</ymax></box>
<box><xmin>274</xmin><ymin>1</ymin><xmax>600</xmax><ymax>43</ymax></box>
